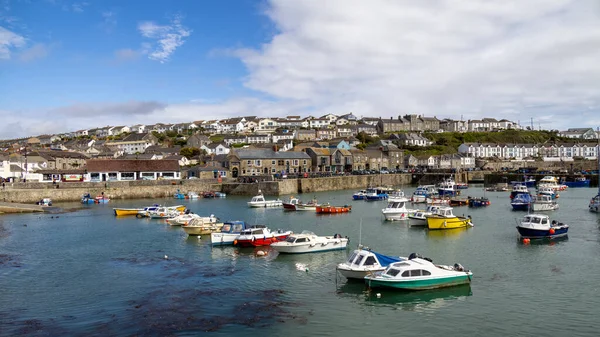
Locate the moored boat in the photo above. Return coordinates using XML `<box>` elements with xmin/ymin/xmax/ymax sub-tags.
<box><xmin>449</xmin><ymin>197</ymin><xmax>469</xmax><ymax>207</ymax></box>
<box><xmin>364</xmin><ymin>253</ymin><xmax>473</xmax><ymax>291</ymax></box>
<box><xmin>271</xmin><ymin>231</ymin><xmax>348</xmax><ymax>254</ymax></box>
<box><xmin>531</xmin><ymin>195</ymin><xmax>559</xmax><ymax>211</ymax></box>
<box><xmin>81</xmin><ymin>193</ymin><xmax>95</xmax><ymax>204</ymax></box>
<box><xmin>35</xmin><ymin>198</ymin><xmax>52</xmax><ymax>206</ymax></box>
<box><xmin>426</xmin><ymin>196</ymin><xmax>451</xmax><ymax>205</ymax></box>
<box><xmin>202</xmin><ymin>191</ymin><xmax>216</xmax><ymax>198</ymax></box>
<box><xmin>516</xmin><ymin>214</ymin><xmax>569</xmax><ymax>239</ymax></box>
<box><xmin>381</xmin><ymin>197</ymin><xmax>416</xmax><ymax>221</ymax></box>
<box><xmin>174</xmin><ymin>190</ymin><xmax>186</xmax><ymax>199</ymax></box>
<box><xmin>365</xmin><ymin>188</ymin><xmax>389</xmax><ymax>201</ymax></box>
<box><xmin>411</xmin><ymin>185</ymin><xmax>437</xmax><ymax>203</ymax></box>
<box><xmin>426</xmin><ymin>206</ymin><xmax>473</xmax><ymax>230</ymax></box>
<box><xmin>563</xmin><ymin>176</ymin><xmax>590</xmax><ymax>188</ymax></box>
<box><xmin>336</xmin><ymin>246</ymin><xmax>404</xmax><ymax>280</ymax></box>
<box><xmin>134</xmin><ymin>204</ymin><xmax>185</xmax><ymax>217</ymax></box>
<box><xmin>235</xmin><ymin>227</ymin><xmax>292</xmax><ymax>247</ymax></box>
<box><xmin>282</xmin><ymin>196</ymin><xmax>300</xmax><ymax>210</ymax></box>
<box><xmin>295</xmin><ymin>198</ymin><xmax>319</xmax><ymax>211</ymax></box>
<box><xmin>247</xmin><ymin>190</ymin><xmax>283</xmax><ymax>208</ymax></box>
<box><xmin>187</xmin><ymin>192</ymin><xmax>199</xmax><ymax>199</ymax></box>
<box><xmin>537</xmin><ymin>186</ymin><xmax>558</xmax><ymax>199</ymax></box>
<box><xmin>388</xmin><ymin>189</ymin><xmax>406</xmax><ymax>202</ymax></box>
<box><xmin>511</xmin><ymin>193</ymin><xmax>533</xmax><ymax>211</ymax></box>
<box><xmin>352</xmin><ymin>190</ymin><xmax>367</xmax><ymax>200</ymax></box>
<box><xmin>214</xmin><ymin>192</ymin><xmax>227</xmax><ymax>198</ymax></box>
<box><xmin>455</xmin><ymin>183</ymin><xmax>469</xmax><ymax>190</ymax></box>
<box><xmin>210</xmin><ymin>221</ymin><xmax>250</xmax><ymax>245</ymax></box>
<box><xmin>166</xmin><ymin>213</ymin><xmax>201</xmax><ymax>226</ymax></box>
<box><xmin>316</xmin><ymin>203</ymin><xmax>352</xmax><ymax>214</ymax></box>
<box><xmin>510</xmin><ymin>184</ymin><xmax>530</xmax><ymax>199</ymax></box>
<box><xmin>467</xmin><ymin>196</ymin><xmax>490</xmax><ymax>207</ymax></box>
<box><xmin>182</xmin><ymin>215</ymin><xmax>223</xmax><ymax>235</ymax></box>
<box><xmin>95</xmin><ymin>195</ymin><xmax>110</xmax><ymax>204</ymax></box>
<box><xmin>408</xmin><ymin>205</ymin><xmax>442</xmax><ymax>227</ymax></box>
<box><xmin>437</xmin><ymin>177</ymin><xmax>457</xmax><ymax>196</ymax></box>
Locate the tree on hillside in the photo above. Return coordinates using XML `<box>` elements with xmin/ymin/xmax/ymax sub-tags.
<box><xmin>180</xmin><ymin>147</ymin><xmax>202</xmax><ymax>159</ymax></box>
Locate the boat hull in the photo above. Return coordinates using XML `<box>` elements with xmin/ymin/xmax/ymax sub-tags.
<box><xmin>511</xmin><ymin>204</ymin><xmax>530</xmax><ymax>211</ymax></box>
<box><xmin>427</xmin><ymin>216</ymin><xmax>471</xmax><ymax>230</ymax></box>
<box><xmin>183</xmin><ymin>226</ymin><xmax>222</xmax><ymax>236</ymax></box>
<box><xmin>336</xmin><ymin>266</ymin><xmax>386</xmax><ymax>280</ymax></box>
<box><xmin>113</xmin><ymin>208</ymin><xmax>141</xmax><ymax>216</ymax></box>
<box><xmin>564</xmin><ymin>180</ymin><xmax>590</xmax><ymax>188</ymax></box>
<box><xmin>531</xmin><ymin>203</ymin><xmax>559</xmax><ymax>211</ymax></box>
<box><xmin>272</xmin><ymin>239</ymin><xmax>348</xmax><ymax>254</ymax></box>
<box><xmin>296</xmin><ymin>205</ymin><xmax>317</xmax><ymax>211</ymax></box>
<box><xmin>211</xmin><ymin>233</ymin><xmax>239</xmax><ymax>246</ymax></box>
<box><xmin>383</xmin><ymin>211</ymin><xmax>410</xmax><ymax>221</ymax></box>
<box><xmin>365</xmin><ymin>194</ymin><xmax>388</xmax><ymax>201</ymax></box>
<box><xmin>282</xmin><ymin>203</ymin><xmax>297</xmax><ymax>210</ymax></box>
<box><xmin>316</xmin><ymin>206</ymin><xmax>352</xmax><ymax>213</ymax></box>
<box><xmin>516</xmin><ymin>226</ymin><xmax>569</xmax><ymax>239</ymax></box>
<box><xmin>366</xmin><ymin>274</ymin><xmax>472</xmax><ymax>290</ymax></box>
<box><xmin>247</xmin><ymin>201</ymin><xmax>282</xmax><ymax>208</ymax></box>
<box><xmin>236</xmin><ymin>234</ymin><xmax>290</xmax><ymax>247</ymax></box>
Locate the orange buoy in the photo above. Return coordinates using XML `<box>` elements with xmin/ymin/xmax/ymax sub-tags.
<box><xmin>549</xmin><ymin>228</ymin><xmax>556</xmax><ymax>235</ymax></box>
<box><xmin>523</xmin><ymin>238</ymin><xmax>531</xmax><ymax>244</ymax></box>
<box><xmin>233</xmin><ymin>240</ymin><xmax>238</xmax><ymax>245</ymax></box>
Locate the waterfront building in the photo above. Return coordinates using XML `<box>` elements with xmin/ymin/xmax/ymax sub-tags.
<box><xmin>85</xmin><ymin>159</ymin><xmax>181</xmax><ymax>181</ymax></box>
<box><xmin>227</xmin><ymin>148</ymin><xmax>311</xmax><ymax>177</ymax></box>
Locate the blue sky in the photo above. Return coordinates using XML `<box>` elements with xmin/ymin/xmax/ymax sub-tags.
<box><xmin>1</xmin><ymin>0</ymin><xmax>600</xmax><ymax>138</ymax></box>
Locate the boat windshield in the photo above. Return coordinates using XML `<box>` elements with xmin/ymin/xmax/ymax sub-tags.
<box><xmin>385</xmin><ymin>268</ymin><xmax>401</xmax><ymax>276</ymax></box>
<box><xmin>353</xmin><ymin>254</ymin><xmax>366</xmax><ymax>266</ymax></box>
<box><xmin>386</xmin><ymin>202</ymin><xmax>405</xmax><ymax>209</ymax></box>
<box><xmin>285</xmin><ymin>237</ymin><xmax>296</xmax><ymax>243</ymax></box>
<box><xmin>346</xmin><ymin>252</ymin><xmax>357</xmax><ymax>263</ymax></box>
<box><xmin>221</xmin><ymin>224</ymin><xmax>232</xmax><ymax>232</ymax></box>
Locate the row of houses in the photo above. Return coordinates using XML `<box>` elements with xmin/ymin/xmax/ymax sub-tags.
<box><xmin>378</xmin><ymin>116</ymin><xmax>522</xmax><ymax>133</ymax></box>
<box><xmin>458</xmin><ymin>142</ymin><xmax>600</xmax><ymax>160</ymax></box>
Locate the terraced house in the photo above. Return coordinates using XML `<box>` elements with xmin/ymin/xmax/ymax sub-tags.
<box><xmin>227</xmin><ymin>149</ymin><xmax>311</xmax><ymax>177</ymax></box>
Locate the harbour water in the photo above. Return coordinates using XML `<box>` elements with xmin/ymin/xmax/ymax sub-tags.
<box><xmin>1</xmin><ymin>186</ymin><xmax>600</xmax><ymax>336</ymax></box>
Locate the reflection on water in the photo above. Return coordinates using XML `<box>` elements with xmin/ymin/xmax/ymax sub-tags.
<box><xmin>516</xmin><ymin>235</ymin><xmax>569</xmax><ymax>246</ymax></box>
<box><xmin>336</xmin><ymin>281</ymin><xmax>472</xmax><ymax>312</ymax></box>
<box><xmin>426</xmin><ymin>227</ymin><xmax>470</xmax><ymax>239</ymax></box>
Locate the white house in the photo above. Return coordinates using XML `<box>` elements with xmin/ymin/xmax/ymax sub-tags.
<box><xmin>272</xmin><ymin>132</ymin><xmax>295</xmax><ymax>143</ymax></box>
<box><xmin>257</xmin><ymin>118</ymin><xmax>279</xmax><ymax>134</ymax></box>
<box><xmin>321</xmin><ymin>114</ymin><xmax>338</xmax><ymax>124</ymax></box>
<box><xmin>309</xmin><ymin>118</ymin><xmax>330</xmax><ymax>129</ymax></box>
<box><xmin>109</xmin><ymin>126</ymin><xmax>130</xmax><ymax>136</ymax></box>
<box><xmin>247</xmin><ymin>134</ymin><xmax>271</xmax><ymax>144</ymax></box>
<box><xmin>201</xmin><ymin>143</ymin><xmax>230</xmax><ymax>155</ymax></box>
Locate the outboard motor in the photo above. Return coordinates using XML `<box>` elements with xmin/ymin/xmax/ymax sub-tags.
<box><xmin>408</xmin><ymin>253</ymin><xmax>418</xmax><ymax>260</ymax></box>
<box><xmin>454</xmin><ymin>263</ymin><xmax>464</xmax><ymax>271</ymax></box>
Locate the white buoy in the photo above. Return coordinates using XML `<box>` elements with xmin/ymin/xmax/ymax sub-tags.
<box><xmin>256</xmin><ymin>250</ymin><xmax>266</xmax><ymax>256</ymax></box>
<box><xmin>164</xmin><ymin>255</ymin><xmax>168</xmax><ymax>259</ymax></box>
<box><xmin>376</xmin><ymin>293</ymin><xmax>381</xmax><ymax>298</ymax></box>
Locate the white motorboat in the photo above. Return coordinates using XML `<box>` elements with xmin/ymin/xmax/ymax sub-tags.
<box><xmin>295</xmin><ymin>198</ymin><xmax>319</xmax><ymax>211</ymax></box>
<box><xmin>411</xmin><ymin>185</ymin><xmax>437</xmax><ymax>203</ymax></box>
<box><xmin>235</xmin><ymin>227</ymin><xmax>292</xmax><ymax>247</ymax></box>
<box><xmin>365</xmin><ymin>253</ymin><xmax>473</xmax><ymax>290</ymax></box>
<box><xmin>182</xmin><ymin>215</ymin><xmax>223</xmax><ymax>235</ymax></box>
<box><xmin>210</xmin><ymin>221</ymin><xmax>250</xmax><ymax>245</ymax></box>
<box><xmin>148</xmin><ymin>207</ymin><xmax>182</xmax><ymax>219</ymax></box>
<box><xmin>187</xmin><ymin>192</ymin><xmax>199</xmax><ymax>199</ymax></box>
<box><xmin>408</xmin><ymin>205</ymin><xmax>443</xmax><ymax>226</ymax></box>
<box><xmin>537</xmin><ymin>186</ymin><xmax>558</xmax><ymax>199</ymax></box>
<box><xmin>516</xmin><ymin>214</ymin><xmax>569</xmax><ymax>239</ymax></box>
<box><xmin>426</xmin><ymin>197</ymin><xmax>451</xmax><ymax>205</ymax></box>
<box><xmin>381</xmin><ymin>197</ymin><xmax>416</xmax><ymax>221</ymax></box>
<box><xmin>247</xmin><ymin>190</ymin><xmax>283</xmax><ymax>208</ymax></box>
<box><xmin>166</xmin><ymin>213</ymin><xmax>200</xmax><ymax>226</ymax></box>
<box><xmin>136</xmin><ymin>205</ymin><xmax>185</xmax><ymax>218</ymax></box>
<box><xmin>271</xmin><ymin>231</ymin><xmax>348</xmax><ymax>254</ymax></box>
<box><xmin>532</xmin><ymin>195</ymin><xmax>559</xmax><ymax>212</ymax></box>
<box><xmin>388</xmin><ymin>189</ymin><xmax>406</xmax><ymax>202</ymax></box>
<box><xmin>336</xmin><ymin>246</ymin><xmax>405</xmax><ymax>280</ymax></box>
<box><xmin>35</xmin><ymin>198</ymin><xmax>53</xmax><ymax>206</ymax></box>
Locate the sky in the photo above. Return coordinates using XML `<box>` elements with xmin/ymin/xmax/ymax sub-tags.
<box><xmin>1</xmin><ymin>0</ymin><xmax>600</xmax><ymax>139</ymax></box>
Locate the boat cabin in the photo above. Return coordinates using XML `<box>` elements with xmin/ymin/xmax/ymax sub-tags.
<box><xmin>346</xmin><ymin>250</ymin><xmax>382</xmax><ymax>269</ymax></box>
<box><xmin>512</xmin><ymin>184</ymin><xmax>529</xmax><ymax>193</ymax></box>
<box><xmin>250</xmin><ymin>195</ymin><xmax>266</xmax><ymax>203</ymax></box>
<box><xmin>521</xmin><ymin>214</ymin><xmax>551</xmax><ymax>228</ymax></box>
<box><xmin>535</xmin><ymin>195</ymin><xmax>554</xmax><ymax>203</ymax></box>
<box><xmin>385</xmin><ymin>199</ymin><xmax>409</xmax><ymax>209</ymax></box>
<box><xmin>434</xmin><ymin>206</ymin><xmax>455</xmax><ymax>218</ymax></box>
<box><xmin>220</xmin><ymin>221</ymin><xmax>247</xmax><ymax>233</ymax></box>
<box><xmin>382</xmin><ymin>261</ymin><xmax>433</xmax><ymax>278</ymax></box>
<box><xmin>540</xmin><ymin>176</ymin><xmax>558</xmax><ymax>184</ymax></box>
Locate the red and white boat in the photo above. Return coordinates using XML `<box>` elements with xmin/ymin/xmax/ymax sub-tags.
<box><xmin>234</xmin><ymin>226</ymin><xmax>292</xmax><ymax>247</ymax></box>
<box><xmin>282</xmin><ymin>196</ymin><xmax>300</xmax><ymax>210</ymax></box>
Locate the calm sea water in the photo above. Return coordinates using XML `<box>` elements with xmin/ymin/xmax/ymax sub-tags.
<box><xmin>1</xmin><ymin>186</ymin><xmax>600</xmax><ymax>336</ymax></box>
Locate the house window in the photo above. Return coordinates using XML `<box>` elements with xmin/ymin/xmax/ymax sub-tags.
<box><xmin>247</xmin><ymin>160</ymin><xmax>251</xmax><ymax>165</ymax></box>
<box><xmin>293</xmin><ymin>160</ymin><xmax>299</xmax><ymax>166</ymax></box>
<box><xmin>272</xmin><ymin>160</ymin><xmax>276</xmax><ymax>165</ymax></box>
<box><xmin>303</xmin><ymin>160</ymin><xmax>307</xmax><ymax>165</ymax></box>
<box><xmin>272</xmin><ymin>168</ymin><xmax>276</xmax><ymax>173</ymax></box>
<box><xmin>255</xmin><ymin>160</ymin><xmax>261</xmax><ymax>166</ymax></box>
<box><xmin>278</xmin><ymin>160</ymin><xmax>284</xmax><ymax>165</ymax></box>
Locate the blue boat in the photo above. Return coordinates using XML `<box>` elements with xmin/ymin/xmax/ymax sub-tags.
<box><xmin>510</xmin><ymin>184</ymin><xmax>530</xmax><ymax>199</ymax></box>
<box><xmin>511</xmin><ymin>193</ymin><xmax>532</xmax><ymax>211</ymax></box>
<box><xmin>563</xmin><ymin>177</ymin><xmax>590</xmax><ymax>188</ymax></box>
<box><xmin>174</xmin><ymin>189</ymin><xmax>186</xmax><ymax>199</ymax></box>
<box><xmin>210</xmin><ymin>221</ymin><xmax>250</xmax><ymax>246</ymax></box>
<box><xmin>365</xmin><ymin>188</ymin><xmax>389</xmax><ymax>201</ymax></box>
<box><xmin>516</xmin><ymin>214</ymin><xmax>569</xmax><ymax>239</ymax></box>
<box><xmin>437</xmin><ymin>177</ymin><xmax>457</xmax><ymax>196</ymax></box>
<box><xmin>81</xmin><ymin>193</ymin><xmax>95</xmax><ymax>204</ymax></box>
<box><xmin>468</xmin><ymin>196</ymin><xmax>490</xmax><ymax>207</ymax></box>
<box><xmin>352</xmin><ymin>190</ymin><xmax>367</xmax><ymax>200</ymax></box>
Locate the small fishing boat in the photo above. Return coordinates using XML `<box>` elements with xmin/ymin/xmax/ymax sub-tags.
<box><xmin>411</xmin><ymin>185</ymin><xmax>437</xmax><ymax>203</ymax></box>
<box><xmin>247</xmin><ymin>190</ymin><xmax>283</xmax><ymax>208</ymax></box>
<box><xmin>511</xmin><ymin>177</ymin><xmax>536</xmax><ymax>188</ymax></box>
<box><xmin>148</xmin><ymin>207</ymin><xmax>183</xmax><ymax>219</ymax></box>
<box><xmin>538</xmin><ymin>176</ymin><xmax>568</xmax><ymax>191</ymax></box>
<box><xmin>282</xmin><ymin>196</ymin><xmax>300</xmax><ymax>210</ymax></box>
<box><xmin>295</xmin><ymin>198</ymin><xmax>319</xmax><ymax>211</ymax></box>
<box><xmin>510</xmin><ymin>184</ymin><xmax>530</xmax><ymax>199</ymax></box>
<box><xmin>437</xmin><ymin>177</ymin><xmax>457</xmax><ymax>196</ymax></box>
<box><xmin>316</xmin><ymin>203</ymin><xmax>352</xmax><ymax>214</ymax></box>
<box><xmin>365</xmin><ymin>187</ymin><xmax>389</xmax><ymax>201</ymax></box>
<box><xmin>537</xmin><ymin>186</ymin><xmax>558</xmax><ymax>199</ymax></box>
<box><xmin>182</xmin><ymin>215</ymin><xmax>223</xmax><ymax>235</ymax></box>
<box><xmin>210</xmin><ymin>221</ymin><xmax>250</xmax><ymax>245</ymax></box>
<box><xmin>388</xmin><ymin>189</ymin><xmax>406</xmax><ymax>202</ymax></box>
<box><xmin>202</xmin><ymin>191</ymin><xmax>216</xmax><ymax>198</ymax></box>
<box><xmin>336</xmin><ymin>246</ymin><xmax>404</xmax><ymax>280</ymax></box>
<box><xmin>187</xmin><ymin>191</ymin><xmax>199</xmax><ymax>199</ymax></box>
<box><xmin>271</xmin><ymin>231</ymin><xmax>348</xmax><ymax>254</ymax></box>
<box><xmin>563</xmin><ymin>176</ymin><xmax>590</xmax><ymax>188</ymax></box>
<box><xmin>95</xmin><ymin>195</ymin><xmax>110</xmax><ymax>204</ymax></box>
<box><xmin>352</xmin><ymin>190</ymin><xmax>367</xmax><ymax>200</ymax></box>
<box><xmin>81</xmin><ymin>193</ymin><xmax>95</xmax><ymax>204</ymax></box>
<box><xmin>485</xmin><ymin>183</ymin><xmax>509</xmax><ymax>192</ymax></box>
<box><xmin>426</xmin><ymin>197</ymin><xmax>451</xmax><ymax>205</ymax></box>
<box><xmin>381</xmin><ymin>197</ymin><xmax>416</xmax><ymax>221</ymax></box>
<box><xmin>511</xmin><ymin>193</ymin><xmax>533</xmax><ymax>211</ymax></box>
<box><xmin>214</xmin><ymin>192</ymin><xmax>227</xmax><ymax>198</ymax></box>
<box><xmin>531</xmin><ymin>195</ymin><xmax>559</xmax><ymax>211</ymax></box>
<box><xmin>235</xmin><ymin>227</ymin><xmax>292</xmax><ymax>247</ymax></box>
<box><xmin>467</xmin><ymin>196</ymin><xmax>490</xmax><ymax>207</ymax></box>
<box><xmin>134</xmin><ymin>204</ymin><xmax>185</xmax><ymax>218</ymax></box>
<box><xmin>364</xmin><ymin>253</ymin><xmax>473</xmax><ymax>291</ymax></box>
<box><xmin>174</xmin><ymin>190</ymin><xmax>186</xmax><ymax>199</ymax></box>
<box><xmin>35</xmin><ymin>198</ymin><xmax>52</xmax><ymax>206</ymax></box>
<box><xmin>408</xmin><ymin>205</ymin><xmax>442</xmax><ymax>227</ymax></box>
<box><xmin>516</xmin><ymin>214</ymin><xmax>569</xmax><ymax>239</ymax></box>
<box><xmin>426</xmin><ymin>206</ymin><xmax>473</xmax><ymax>230</ymax></box>
<box><xmin>455</xmin><ymin>182</ymin><xmax>469</xmax><ymax>190</ymax></box>
<box><xmin>166</xmin><ymin>213</ymin><xmax>201</xmax><ymax>226</ymax></box>
<box><xmin>449</xmin><ymin>197</ymin><xmax>469</xmax><ymax>207</ymax></box>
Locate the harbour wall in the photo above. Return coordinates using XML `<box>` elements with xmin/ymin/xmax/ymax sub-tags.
<box><xmin>0</xmin><ymin>172</ymin><xmax>597</xmax><ymax>204</ymax></box>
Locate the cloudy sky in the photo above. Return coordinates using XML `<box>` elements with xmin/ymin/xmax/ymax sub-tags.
<box><xmin>1</xmin><ymin>0</ymin><xmax>600</xmax><ymax>139</ymax></box>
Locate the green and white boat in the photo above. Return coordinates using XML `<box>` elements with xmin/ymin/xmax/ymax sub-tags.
<box><xmin>364</xmin><ymin>253</ymin><xmax>473</xmax><ymax>291</ymax></box>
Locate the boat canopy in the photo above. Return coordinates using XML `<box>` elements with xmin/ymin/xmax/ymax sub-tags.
<box><xmin>372</xmin><ymin>251</ymin><xmax>403</xmax><ymax>267</ymax></box>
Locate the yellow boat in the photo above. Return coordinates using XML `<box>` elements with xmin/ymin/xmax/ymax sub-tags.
<box><xmin>113</xmin><ymin>205</ymin><xmax>186</xmax><ymax>216</ymax></box>
<box><xmin>426</xmin><ymin>206</ymin><xmax>473</xmax><ymax>230</ymax></box>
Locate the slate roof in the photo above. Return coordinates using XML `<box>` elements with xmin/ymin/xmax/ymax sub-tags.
<box><xmin>234</xmin><ymin>149</ymin><xmax>310</xmax><ymax>159</ymax></box>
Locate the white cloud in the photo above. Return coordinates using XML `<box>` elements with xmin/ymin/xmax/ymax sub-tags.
<box><xmin>18</xmin><ymin>43</ymin><xmax>50</xmax><ymax>62</ymax></box>
<box><xmin>100</xmin><ymin>11</ymin><xmax>117</xmax><ymax>32</ymax></box>
<box><xmin>0</xmin><ymin>25</ymin><xmax>25</xmax><ymax>59</ymax></box>
<box><xmin>138</xmin><ymin>16</ymin><xmax>191</xmax><ymax>63</ymax></box>
<box><xmin>233</xmin><ymin>0</ymin><xmax>600</xmax><ymax>129</ymax></box>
